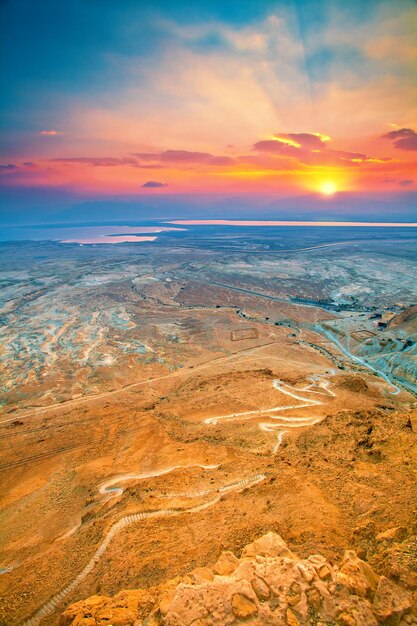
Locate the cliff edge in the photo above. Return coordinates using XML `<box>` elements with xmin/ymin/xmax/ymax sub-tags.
<box><xmin>60</xmin><ymin>532</ymin><xmax>416</xmax><ymax>626</ymax></box>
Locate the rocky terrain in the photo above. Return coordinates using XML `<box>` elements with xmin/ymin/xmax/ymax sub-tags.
<box><xmin>1</xmin><ymin>232</ymin><xmax>416</xmax><ymax>625</ymax></box>
<box><xmin>60</xmin><ymin>532</ymin><xmax>417</xmax><ymax>625</ymax></box>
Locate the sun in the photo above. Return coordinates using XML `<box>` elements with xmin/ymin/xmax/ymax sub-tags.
<box><xmin>320</xmin><ymin>181</ymin><xmax>337</xmax><ymax>196</ymax></box>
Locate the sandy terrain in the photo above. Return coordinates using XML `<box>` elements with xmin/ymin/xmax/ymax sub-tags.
<box><xmin>0</xmin><ymin>233</ymin><xmax>416</xmax><ymax>625</ymax></box>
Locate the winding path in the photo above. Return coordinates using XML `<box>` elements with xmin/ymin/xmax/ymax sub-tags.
<box><xmin>204</xmin><ymin>373</ymin><xmax>335</xmax><ymax>454</ymax></box>
<box><xmin>7</xmin><ymin>239</ymin><xmax>411</xmax><ymax>626</ymax></box>
<box><xmin>22</xmin><ymin>373</ymin><xmax>337</xmax><ymax>624</ymax></box>
<box><xmin>99</xmin><ymin>464</ymin><xmax>220</xmax><ymax>500</ymax></box>
<box><xmin>22</xmin><ymin>472</ymin><xmax>265</xmax><ymax>626</ymax></box>
<box><xmin>13</xmin><ymin>306</ymin><xmax>403</xmax><ymax>624</ymax></box>
<box><xmin>2</xmin><ymin>285</ymin><xmax>404</xmax><ymax>427</ymax></box>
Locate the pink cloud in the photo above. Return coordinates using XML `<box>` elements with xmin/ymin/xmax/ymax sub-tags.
<box><xmin>51</xmin><ymin>157</ymin><xmax>138</xmax><ymax>167</ymax></box>
<box><xmin>133</xmin><ymin>150</ymin><xmax>236</xmax><ymax>166</ymax></box>
<box><xmin>40</xmin><ymin>130</ymin><xmax>63</xmax><ymax>136</ymax></box>
<box><xmin>252</xmin><ymin>140</ymin><xmax>300</xmax><ymax>156</ymax></box>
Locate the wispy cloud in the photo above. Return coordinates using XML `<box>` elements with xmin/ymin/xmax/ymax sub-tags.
<box><xmin>382</xmin><ymin>177</ymin><xmax>414</xmax><ymax>186</ymax></box>
<box><xmin>51</xmin><ymin>157</ymin><xmax>138</xmax><ymax>166</ymax></box>
<box><xmin>382</xmin><ymin>128</ymin><xmax>417</xmax><ymax>151</ymax></box>
<box><xmin>40</xmin><ymin>130</ymin><xmax>63</xmax><ymax>136</ymax></box>
<box><xmin>133</xmin><ymin>150</ymin><xmax>236</xmax><ymax>166</ymax></box>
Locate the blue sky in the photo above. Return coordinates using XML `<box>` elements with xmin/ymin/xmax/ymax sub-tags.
<box><xmin>0</xmin><ymin>0</ymin><xmax>416</xmax><ymax>222</ymax></box>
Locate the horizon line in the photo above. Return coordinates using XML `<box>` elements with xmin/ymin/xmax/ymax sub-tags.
<box><xmin>168</xmin><ymin>220</ymin><xmax>417</xmax><ymax>227</ymax></box>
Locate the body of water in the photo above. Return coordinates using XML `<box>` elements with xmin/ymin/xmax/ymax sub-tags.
<box><xmin>0</xmin><ymin>224</ymin><xmax>184</xmax><ymax>243</ymax></box>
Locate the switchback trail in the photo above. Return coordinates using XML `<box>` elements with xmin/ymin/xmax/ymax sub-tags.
<box><xmin>22</xmin><ymin>473</ymin><xmax>266</xmax><ymax>626</ymax></box>
<box><xmin>21</xmin><ymin>374</ymin><xmax>335</xmax><ymax>624</ymax></box>
<box><xmin>204</xmin><ymin>373</ymin><xmax>335</xmax><ymax>454</ymax></box>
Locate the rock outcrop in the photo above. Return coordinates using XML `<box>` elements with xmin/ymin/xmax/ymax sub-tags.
<box><xmin>60</xmin><ymin>532</ymin><xmax>416</xmax><ymax>626</ymax></box>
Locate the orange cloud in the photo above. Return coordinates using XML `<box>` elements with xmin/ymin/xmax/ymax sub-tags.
<box><xmin>1</xmin><ymin>127</ymin><xmax>414</xmax><ymax>198</ymax></box>
<box><xmin>252</xmin><ymin>133</ymin><xmax>387</xmax><ymax>168</ymax></box>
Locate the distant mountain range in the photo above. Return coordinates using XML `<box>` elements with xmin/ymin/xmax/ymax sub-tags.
<box><xmin>0</xmin><ymin>190</ymin><xmax>416</xmax><ymax>225</ymax></box>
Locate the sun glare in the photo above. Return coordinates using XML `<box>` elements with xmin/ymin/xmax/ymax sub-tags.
<box><xmin>320</xmin><ymin>181</ymin><xmax>337</xmax><ymax>195</ymax></box>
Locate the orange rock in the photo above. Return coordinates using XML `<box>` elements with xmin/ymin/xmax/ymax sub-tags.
<box><xmin>287</xmin><ymin>581</ymin><xmax>302</xmax><ymax>607</ymax></box>
<box><xmin>376</xmin><ymin>527</ymin><xmax>407</xmax><ymax>543</ymax></box>
<box><xmin>317</xmin><ymin>565</ymin><xmax>332</xmax><ymax>580</ymax></box>
<box><xmin>373</xmin><ymin>576</ymin><xmax>413</xmax><ymax>624</ymax></box>
<box><xmin>336</xmin><ymin>611</ymin><xmax>356</xmax><ymax>626</ymax></box>
<box><xmin>231</xmin><ymin>592</ymin><xmax>258</xmax><ymax>618</ymax></box>
<box><xmin>251</xmin><ymin>576</ymin><xmax>270</xmax><ymax>600</ymax></box>
<box><xmin>212</xmin><ymin>551</ymin><xmax>239</xmax><ymax>576</ymax></box>
<box><xmin>337</xmin><ymin>551</ymin><xmax>380</xmax><ymax>597</ymax></box>
<box><xmin>157</xmin><ymin>598</ymin><xmax>172</xmax><ymax>617</ymax></box>
<box><xmin>286</xmin><ymin>607</ymin><xmax>300</xmax><ymax>626</ymax></box>
<box><xmin>335</xmin><ymin>595</ymin><xmax>378</xmax><ymax>626</ymax></box>
<box><xmin>241</xmin><ymin>531</ymin><xmax>297</xmax><ymax>560</ymax></box>
<box><xmin>72</xmin><ymin>618</ymin><xmax>96</xmax><ymax>626</ymax></box>
<box><xmin>96</xmin><ymin>606</ymin><xmax>136</xmax><ymax>625</ymax></box>
<box><xmin>189</xmin><ymin>566</ymin><xmax>214</xmax><ymax>582</ymax></box>
<box><xmin>297</xmin><ymin>561</ymin><xmax>316</xmax><ymax>583</ymax></box>
<box><xmin>307</xmin><ymin>587</ymin><xmax>322</xmax><ymax>612</ymax></box>
<box><xmin>60</xmin><ymin>596</ymin><xmax>110</xmax><ymax>626</ymax></box>
<box><xmin>60</xmin><ymin>533</ymin><xmax>414</xmax><ymax>626</ymax></box>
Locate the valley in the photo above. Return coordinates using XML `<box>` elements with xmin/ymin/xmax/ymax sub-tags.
<box><xmin>0</xmin><ymin>224</ymin><xmax>416</xmax><ymax>625</ymax></box>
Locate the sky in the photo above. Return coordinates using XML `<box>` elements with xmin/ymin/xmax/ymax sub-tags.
<box><xmin>0</xmin><ymin>0</ymin><xmax>416</xmax><ymax>223</ymax></box>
